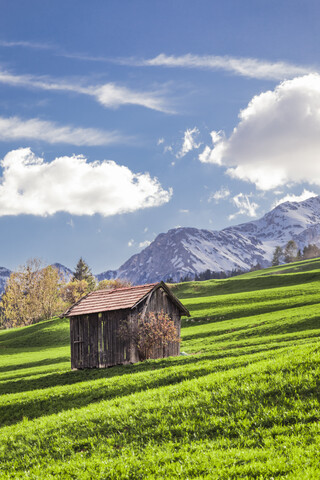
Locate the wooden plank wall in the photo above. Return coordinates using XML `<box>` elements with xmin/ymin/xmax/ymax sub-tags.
<box><xmin>98</xmin><ymin>309</ymin><xmax>132</xmax><ymax>367</ymax></box>
<box><xmin>70</xmin><ymin>314</ymin><xmax>99</xmax><ymax>369</ymax></box>
<box><xmin>70</xmin><ymin>309</ymin><xmax>133</xmax><ymax>369</ymax></box>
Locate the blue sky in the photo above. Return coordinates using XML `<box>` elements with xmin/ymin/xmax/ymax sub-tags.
<box><xmin>0</xmin><ymin>0</ymin><xmax>320</xmax><ymax>273</ymax></box>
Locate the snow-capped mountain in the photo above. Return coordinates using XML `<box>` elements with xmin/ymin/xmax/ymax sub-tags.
<box><xmin>51</xmin><ymin>263</ymin><xmax>74</xmax><ymax>282</ymax></box>
<box><xmin>0</xmin><ymin>263</ymin><xmax>74</xmax><ymax>296</ymax></box>
<box><xmin>0</xmin><ymin>196</ymin><xmax>319</xmax><ymax>290</ymax></box>
<box><xmin>97</xmin><ymin>196</ymin><xmax>320</xmax><ymax>284</ymax></box>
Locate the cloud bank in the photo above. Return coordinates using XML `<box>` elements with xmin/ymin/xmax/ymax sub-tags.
<box><xmin>0</xmin><ymin>115</ymin><xmax>125</xmax><ymax>146</ymax></box>
<box><xmin>199</xmin><ymin>74</ymin><xmax>320</xmax><ymax>190</ymax></box>
<box><xmin>0</xmin><ymin>148</ymin><xmax>172</xmax><ymax>216</ymax></box>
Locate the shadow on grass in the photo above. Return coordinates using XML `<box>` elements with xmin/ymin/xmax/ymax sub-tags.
<box><xmin>182</xmin><ymin>315</ymin><xmax>320</xmax><ymax>342</ymax></box>
<box><xmin>174</xmin><ymin>270</ymin><xmax>320</xmax><ymax>299</ymax></box>
<box><xmin>0</xmin><ymin>356</ymin><xmax>70</xmax><ymax>375</ymax></box>
<box><xmin>181</xmin><ymin>300</ymin><xmax>320</xmax><ymax>329</ymax></box>
<box><xmin>0</xmin><ymin>344</ymin><xmax>291</xmax><ymax>428</ymax></box>
<box><xmin>0</xmin><ymin>338</ymin><xmax>300</xmax><ymax>398</ymax></box>
<box><xmin>0</xmin><ymin>318</ymin><xmax>69</xmax><ymax>349</ymax></box>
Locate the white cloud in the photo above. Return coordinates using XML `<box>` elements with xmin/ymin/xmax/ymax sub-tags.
<box><xmin>273</xmin><ymin>189</ymin><xmax>318</xmax><ymax>208</ymax></box>
<box><xmin>157</xmin><ymin>138</ymin><xmax>165</xmax><ymax>145</ymax></box>
<box><xmin>0</xmin><ymin>115</ymin><xmax>125</xmax><ymax>146</ymax></box>
<box><xmin>199</xmin><ymin>130</ymin><xmax>225</xmax><ymax>165</ymax></box>
<box><xmin>128</xmin><ymin>239</ymin><xmax>134</xmax><ymax>247</ymax></box>
<box><xmin>209</xmin><ymin>186</ymin><xmax>230</xmax><ymax>202</ymax></box>
<box><xmin>3</xmin><ymin>43</ymin><xmax>313</xmax><ymax>81</ymax></box>
<box><xmin>0</xmin><ymin>148</ymin><xmax>172</xmax><ymax>216</ymax></box>
<box><xmin>179</xmin><ymin>209</ymin><xmax>189</xmax><ymax>213</ymax></box>
<box><xmin>176</xmin><ymin>127</ymin><xmax>201</xmax><ymax>158</ymax></box>
<box><xmin>164</xmin><ymin>145</ymin><xmax>173</xmax><ymax>154</ymax></box>
<box><xmin>200</xmin><ymin>74</ymin><xmax>320</xmax><ymax>190</ymax></box>
<box><xmin>229</xmin><ymin>193</ymin><xmax>259</xmax><ymax>220</ymax></box>
<box><xmin>0</xmin><ymin>67</ymin><xmax>171</xmax><ymax>112</ymax></box>
<box><xmin>139</xmin><ymin>240</ymin><xmax>151</xmax><ymax>248</ymax></box>
<box><xmin>129</xmin><ymin>53</ymin><xmax>313</xmax><ymax>80</ymax></box>
<box><xmin>94</xmin><ymin>83</ymin><xmax>172</xmax><ymax>112</ymax></box>
<box><xmin>0</xmin><ymin>40</ymin><xmax>55</xmax><ymax>50</ymax></box>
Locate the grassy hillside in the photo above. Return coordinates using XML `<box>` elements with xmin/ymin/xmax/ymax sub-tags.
<box><xmin>0</xmin><ymin>258</ymin><xmax>320</xmax><ymax>478</ymax></box>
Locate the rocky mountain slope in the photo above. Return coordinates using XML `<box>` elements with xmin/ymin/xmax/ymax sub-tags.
<box><xmin>97</xmin><ymin>196</ymin><xmax>320</xmax><ymax>284</ymax></box>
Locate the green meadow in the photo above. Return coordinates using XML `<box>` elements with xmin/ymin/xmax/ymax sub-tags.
<box><xmin>0</xmin><ymin>258</ymin><xmax>320</xmax><ymax>479</ymax></box>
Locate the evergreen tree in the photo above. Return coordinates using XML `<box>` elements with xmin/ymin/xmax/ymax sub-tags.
<box><xmin>272</xmin><ymin>246</ymin><xmax>283</xmax><ymax>266</ymax></box>
<box><xmin>72</xmin><ymin>257</ymin><xmax>96</xmax><ymax>291</ymax></box>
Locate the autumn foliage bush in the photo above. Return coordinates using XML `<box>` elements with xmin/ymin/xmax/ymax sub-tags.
<box><xmin>0</xmin><ymin>257</ymin><xmax>132</xmax><ymax>328</ymax></box>
<box><xmin>0</xmin><ymin>259</ymin><xmax>65</xmax><ymax>328</ymax></box>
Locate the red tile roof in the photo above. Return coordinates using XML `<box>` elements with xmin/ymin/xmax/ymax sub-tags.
<box><xmin>64</xmin><ymin>283</ymin><xmax>157</xmax><ymax>317</ymax></box>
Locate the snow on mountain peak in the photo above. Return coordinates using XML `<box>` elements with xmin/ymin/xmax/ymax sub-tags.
<box><xmin>97</xmin><ymin>195</ymin><xmax>320</xmax><ymax>284</ymax></box>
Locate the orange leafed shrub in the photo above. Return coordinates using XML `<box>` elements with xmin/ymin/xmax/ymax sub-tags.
<box><xmin>119</xmin><ymin>310</ymin><xmax>180</xmax><ymax>361</ymax></box>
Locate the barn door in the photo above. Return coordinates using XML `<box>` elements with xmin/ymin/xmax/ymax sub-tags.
<box><xmin>70</xmin><ymin>315</ymin><xmax>99</xmax><ymax>369</ymax></box>
<box><xmin>70</xmin><ymin>316</ymin><xmax>85</xmax><ymax>369</ymax></box>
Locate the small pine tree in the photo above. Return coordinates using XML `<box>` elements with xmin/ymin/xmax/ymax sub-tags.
<box><xmin>72</xmin><ymin>257</ymin><xmax>96</xmax><ymax>291</ymax></box>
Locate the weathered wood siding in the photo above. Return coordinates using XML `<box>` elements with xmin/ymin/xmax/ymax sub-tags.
<box><xmin>70</xmin><ymin>286</ymin><xmax>182</xmax><ymax>369</ymax></box>
<box><xmin>70</xmin><ymin>309</ymin><xmax>133</xmax><ymax>369</ymax></box>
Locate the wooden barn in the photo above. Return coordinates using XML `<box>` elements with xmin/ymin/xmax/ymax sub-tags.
<box><xmin>64</xmin><ymin>281</ymin><xmax>190</xmax><ymax>369</ymax></box>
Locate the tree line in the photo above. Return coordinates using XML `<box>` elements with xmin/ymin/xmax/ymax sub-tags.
<box><xmin>272</xmin><ymin>241</ymin><xmax>320</xmax><ymax>266</ymax></box>
<box><xmin>0</xmin><ymin>257</ymin><xmax>130</xmax><ymax>329</ymax></box>
<box><xmin>175</xmin><ymin>241</ymin><xmax>320</xmax><ymax>284</ymax></box>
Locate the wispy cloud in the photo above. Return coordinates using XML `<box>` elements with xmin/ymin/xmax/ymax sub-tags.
<box><xmin>208</xmin><ymin>186</ymin><xmax>230</xmax><ymax>203</ymax></box>
<box><xmin>176</xmin><ymin>127</ymin><xmax>201</xmax><ymax>158</ymax></box>
<box><xmin>229</xmin><ymin>193</ymin><xmax>259</xmax><ymax>220</ymax></box>
<box><xmin>124</xmin><ymin>53</ymin><xmax>314</xmax><ymax>81</ymax></box>
<box><xmin>0</xmin><ymin>39</ymin><xmax>56</xmax><ymax>50</ymax></box>
<box><xmin>1</xmin><ymin>39</ymin><xmax>313</xmax><ymax>82</ymax></box>
<box><xmin>0</xmin><ymin>148</ymin><xmax>172</xmax><ymax>216</ymax></box>
<box><xmin>0</xmin><ymin>67</ymin><xmax>172</xmax><ymax>112</ymax></box>
<box><xmin>0</xmin><ymin>115</ymin><xmax>126</xmax><ymax>146</ymax></box>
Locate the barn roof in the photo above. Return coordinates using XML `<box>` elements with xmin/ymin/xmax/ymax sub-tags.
<box><xmin>63</xmin><ymin>281</ymin><xmax>190</xmax><ymax>317</ymax></box>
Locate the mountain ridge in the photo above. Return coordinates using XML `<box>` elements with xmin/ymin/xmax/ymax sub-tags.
<box><xmin>0</xmin><ymin>196</ymin><xmax>319</xmax><ymax>290</ymax></box>
<box><xmin>97</xmin><ymin>195</ymin><xmax>320</xmax><ymax>284</ymax></box>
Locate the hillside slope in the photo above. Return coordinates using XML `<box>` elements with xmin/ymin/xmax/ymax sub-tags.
<box><xmin>0</xmin><ymin>257</ymin><xmax>320</xmax><ymax>478</ymax></box>
<box><xmin>98</xmin><ymin>195</ymin><xmax>320</xmax><ymax>284</ymax></box>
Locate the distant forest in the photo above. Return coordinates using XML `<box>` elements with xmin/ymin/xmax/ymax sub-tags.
<box><xmin>171</xmin><ymin>241</ymin><xmax>320</xmax><ymax>284</ymax></box>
